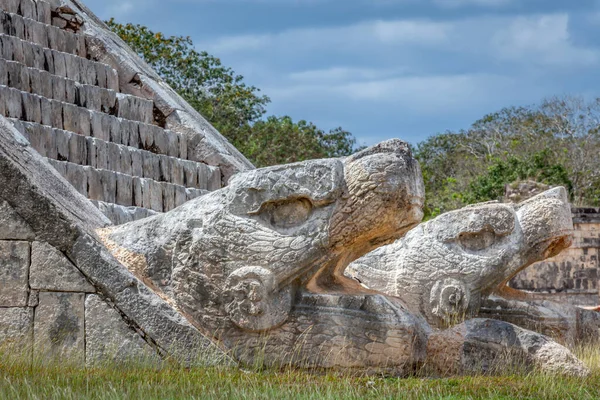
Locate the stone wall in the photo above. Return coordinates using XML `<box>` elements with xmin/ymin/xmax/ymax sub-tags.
<box><xmin>510</xmin><ymin>208</ymin><xmax>600</xmax><ymax>306</ymax></box>
<box><xmin>0</xmin><ymin>200</ymin><xmax>157</xmax><ymax>365</ymax></box>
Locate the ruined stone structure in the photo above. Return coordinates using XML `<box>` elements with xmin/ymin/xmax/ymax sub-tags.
<box><xmin>510</xmin><ymin>208</ymin><xmax>600</xmax><ymax>306</ymax></box>
<box><xmin>0</xmin><ymin>0</ymin><xmax>592</xmax><ymax>376</ymax></box>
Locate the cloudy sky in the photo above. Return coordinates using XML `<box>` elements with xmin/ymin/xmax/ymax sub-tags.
<box><xmin>83</xmin><ymin>0</ymin><xmax>600</xmax><ymax>146</ymax></box>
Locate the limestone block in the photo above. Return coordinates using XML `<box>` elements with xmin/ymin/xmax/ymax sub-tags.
<box><xmin>130</xmin><ymin>148</ymin><xmax>143</xmax><ymax>178</ymax></box>
<box><xmin>162</xmin><ymin>182</ymin><xmax>175</xmax><ymax>212</ymax></box>
<box><xmin>30</xmin><ymin>242</ymin><xmax>94</xmax><ymax>292</ymax></box>
<box><xmin>93</xmin><ymin>138</ymin><xmax>109</xmax><ymax>169</ymax></box>
<box><xmin>166</xmin><ymin>131</ymin><xmax>179</xmax><ymax>157</ymax></box>
<box><xmin>106</xmin><ymin>66</ymin><xmax>119</xmax><ymax>91</ymax></box>
<box><xmin>86</xmin><ymin>166</ymin><xmax>103</xmax><ymax>201</ymax></box>
<box><xmin>40</xmin><ymin>97</ymin><xmax>51</xmax><ymax>126</ymax></box>
<box><xmin>0</xmin><ymin>0</ymin><xmax>20</xmax><ymax>14</ymax></box>
<box><xmin>207</xmin><ymin>166</ymin><xmax>221</xmax><ymax>191</ymax></box>
<box><xmin>106</xmin><ymin>141</ymin><xmax>121</xmax><ymax>172</ymax></box>
<box><xmin>22</xmin><ymin>93</ymin><xmax>42</xmax><ymax>124</ymax></box>
<box><xmin>37</xmin><ymin>1</ymin><xmax>52</xmax><ymax>25</ymax></box>
<box><xmin>80</xmin><ymin>57</ymin><xmax>97</xmax><ymax>86</ymax></box>
<box><xmin>182</xmin><ymin>161</ymin><xmax>198</xmax><ymax>187</ymax></box>
<box><xmin>0</xmin><ymin>59</ymin><xmax>7</xmax><ymax>86</ymax></box>
<box><xmin>50</xmin><ymin>74</ymin><xmax>66</xmax><ymax>102</ymax></box>
<box><xmin>149</xmin><ymin>179</ymin><xmax>163</xmax><ymax>212</ymax></box>
<box><xmin>174</xmin><ymin>184</ymin><xmax>187</xmax><ymax>208</ymax></box>
<box><xmin>28</xmin><ymin>67</ymin><xmax>43</xmax><ymax>95</ymax></box>
<box><xmin>0</xmin><ymin>241</ymin><xmax>30</xmax><ymax>307</ymax></box>
<box><xmin>153</xmin><ymin>126</ymin><xmax>168</xmax><ymax>154</ymax></box>
<box><xmin>0</xmin><ymin>200</ymin><xmax>34</xmax><ymax>240</ymax></box>
<box><xmin>85</xmin><ymin>294</ymin><xmax>159</xmax><ymax>366</ymax></box>
<box><xmin>6</xmin><ymin>60</ymin><xmax>27</xmax><ymax>91</ymax></box>
<box><xmin>197</xmin><ymin>163</ymin><xmax>208</xmax><ymax>189</ymax></box>
<box><xmin>68</xmin><ymin>131</ymin><xmax>87</xmax><ymax>165</ymax></box>
<box><xmin>29</xmin><ymin>19</ymin><xmax>48</xmax><ymax>49</ymax></box>
<box><xmin>63</xmin><ymin>78</ymin><xmax>76</xmax><ymax>105</ymax></box>
<box><xmin>100</xmin><ymin>169</ymin><xmax>117</xmax><ymax>204</ymax></box>
<box><xmin>140</xmin><ymin>178</ymin><xmax>152</xmax><ymax>210</ymax></box>
<box><xmin>53</xmin><ymin>51</ymin><xmax>67</xmax><ymax>78</ymax></box>
<box><xmin>5</xmin><ymin>87</ymin><xmax>23</xmax><ymax>119</ymax></box>
<box><xmin>94</xmin><ymin>62</ymin><xmax>107</xmax><ymax>88</ymax></box>
<box><xmin>55</xmin><ymin>128</ymin><xmax>71</xmax><ymax>161</ymax></box>
<box><xmin>62</xmin><ymin>103</ymin><xmax>81</xmax><ymax>133</ymax></box>
<box><xmin>158</xmin><ymin>155</ymin><xmax>171</xmax><ymax>183</ymax></box>
<box><xmin>116</xmin><ymin>93</ymin><xmax>153</xmax><ymax>124</ymax></box>
<box><xmin>171</xmin><ymin>157</ymin><xmax>185</xmax><ymax>186</ymax></box>
<box><xmin>65</xmin><ymin>162</ymin><xmax>87</xmax><ymax>196</ymax></box>
<box><xmin>109</xmin><ymin>115</ymin><xmax>123</xmax><ymax>145</ymax></box>
<box><xmin>124</xmin><ymin>119</ymin><xmax>140</xmax><ymax>148</ymax></box>
<box><xmin>90</xmin><ymin>112</ymin><xmax>110</xmax><ymax>142</ymax></box>
<box><xmin>34</xmin><ymin>292</ymin><xmax>85</xmax><ymax>363</ymax></box>
<box><xmin>64</xmin><ymin>54</ymin><xmax>81</xmax><ymax>82</ymax></box>
<box><xmin>116</xmin><ymin>172</ymin><xmax>133</xmax><ymax>206</ymax></box>
<box><xmin>0</xmin><ymin>307</ymin><xmax>33</xmax><ymax>348</ymax></box>
<box><xmin>31</xmin><ymin>45</ymin><xmax>46</xmax><ymax>71</ymax></box>
<box><xmin>43</xmin><ymin>48</ymin><xmax>54</xmax><ymax>74</ymax></box>
<box><xmin>99</xmin><ymin>88</ymin><xmax>117</xmax><ymax>114</ymax></box>
<box><xmin>142</xmin><ymin>150</ymin><xmax>159</xmax><ymax>181</ymax></box>
<box><xmin>19</xmin><ymin>0</ymin><xmax>36</xmax><ymax>19</ymax></box>
<box><xmin>132</xmin><ymin>177</ymin><xmax>143</xmax><ymax>207</ymax></box>
<box><xmin>50</xmin><ymin>99</ymin><xmax>63</xmax><ymax>129</ymax></box>
<box><xmin>119</xmin><ymin>145</ymin><xmax>133</xmax><ymax>176</ymax></box>
<box><xmin>78</xmin><ymin>108</ymin><xmax>91</xmax><ymax>137</ymax></box>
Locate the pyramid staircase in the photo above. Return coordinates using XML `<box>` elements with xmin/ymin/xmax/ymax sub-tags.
<box><xmin>0</xmin><ymin>0</ymin><xmax>253</xmax><ymax>224</ymax></box>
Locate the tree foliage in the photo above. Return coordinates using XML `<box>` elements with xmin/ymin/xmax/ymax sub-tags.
<box><xmin>416</xmin><ymin>96</ymin><xmax>600</xmax><ymax>219</ymax></box>
<box><xmin>107</xmin><ymin>19</ymin><xmax>361</xmax><ymax>167</ymax></box>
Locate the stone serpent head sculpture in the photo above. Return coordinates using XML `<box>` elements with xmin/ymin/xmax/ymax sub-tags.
<box><xmin>347</xmin><ymin>187</ymin><xmax>587</xmax><ymax>375</ymax></box>
<box><xmin>99</xmin><ymin>141</ymin><xmax>586</xmax><ymax>376</ymax></box>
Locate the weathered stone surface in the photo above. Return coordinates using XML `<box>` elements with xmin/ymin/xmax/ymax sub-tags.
<box><xmin>0</xmin><ymin>200</ymin><xmax>34</xmax><ymax>240</ymax></box>
<box><xmin>0</xmin><ymin>307</ymin><xmax>33</xmax><ymax>347</ymax></box>
<box><xmin>0</xmin><ymin>241</ymin><xmax>30</xmax><ymax>307</ymax></box>
<box><xmin>427</xmin><ymin>318</ymin><xmax>588</xmax><ymax>377</ymax></box>
<box><xmin>34</xmin><ymin>292</ymin><xmax>85</xmax><ymax>363</ymax></box>
<box><xmin>102</xmin><ymin>139</ymin><xmax>426</xmax><ymax>371</ymax></box>
<box><xmin>85</xmin><ymin>294</ymin><xmax>159</xmax><ymax>366</ymax></box>
<box><xmin>30</xmin><ymin>241</ymin><xmax>95</xmax><ymax>292</ymax></box>
<box><xmin>348</xmin><ymin>187</ymin><xmax>573</xmax><ymax>328</ymax></box>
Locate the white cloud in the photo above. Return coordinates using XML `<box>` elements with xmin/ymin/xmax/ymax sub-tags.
<box><xmin>491</xmin><ymin>14</ymin><xmax>598</xmax><ymax>66</ymax></box>
<box><xmin>203</xmin><ymin>19</ymin><xmax>452</xmax><ymax>54</ymax></box>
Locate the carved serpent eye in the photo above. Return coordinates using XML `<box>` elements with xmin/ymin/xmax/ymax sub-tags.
<box><xmin>458</xmin><ymin>230</ymin><xmax>497</xmax><ymax>252</ymax></box>
<box><xmin>224</xmin><ymin>266</ymin><xmax>292</xmax><ymax>332</ymax></box>
<box><xmin>262</xmin><ymin>198</ymin><xmax>313</xmax><ymax>229</ymax></box>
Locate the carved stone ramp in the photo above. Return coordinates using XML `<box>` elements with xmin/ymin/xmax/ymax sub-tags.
<box><xmin>0</xmin><ymin>115</ymin><xmax>229</xmax><ymax>366</ymax></box>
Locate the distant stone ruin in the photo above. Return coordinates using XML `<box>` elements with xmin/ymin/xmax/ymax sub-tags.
<box><xmin>0</xmin><ymin>0</ymin><xmax>594</xmax><ymax>376</ymax></box>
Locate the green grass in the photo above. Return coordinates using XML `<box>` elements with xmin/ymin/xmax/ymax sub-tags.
<box><xmin>1</xmin><ymin>345</ymin><xmax>599</xmax><ymax>399</ymax></box>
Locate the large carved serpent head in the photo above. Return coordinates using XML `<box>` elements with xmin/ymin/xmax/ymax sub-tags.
<box><xmin>347</xmin><ymin>187</ymin><xmax>574</xmax><ymax>328</ymax></box>
<box><xmin>102</xmin><ymin>140</ymin><xmax>426</xmax><ymax>355</ymax></box>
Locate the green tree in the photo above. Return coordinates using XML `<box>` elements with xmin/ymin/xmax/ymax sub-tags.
<box><xmin>233</xmin><ymin>116</ymin><xmax>359</xmax><ymax>167</ymax></box>
<box><xmin>107</xmin><ymin>19</ymin><xmax>361</xmax><ymax>167</ymax></box>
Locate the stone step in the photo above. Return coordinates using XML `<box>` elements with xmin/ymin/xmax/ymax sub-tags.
<box><xmin>10</xmin><ymin>119</ymin><xmax>221</xmax><ymax>190</ymax></box>
<box><xmin>0</xmin><ymin>10</ymin><xmax>86</xmax><ymax>57</ymax></box>
<box><xmin>0</xmin><ymin>0</ymin><xmax>52</xmax><ymax>25</ymax></box>
<box><xmin>0</xmin><ymin>33</ymin><xmax>118</xmax><ymax>89</ymax></box>
<box><xmin>91</xmin><ymin>201</ymin><xmax>159</xmax><ymax>225</ymax></box>
<box><xmin>1</xmin><ymin>59</ymin><xmax>117</xmax><ymax>113</ymax></box>
<box><xmin>0</xmin><ymin>86</ymin><xmax>191</xmax><ymax>162</ymax></box>
<box><xmin>46</xmin><ymin>159</ymin><xmax>208</xmax><ymax>213</ymax></box>
<box><xmin>1</xmin><ymin>59</ymin><xmax>153</xmax><ymax>122</ymax></box>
